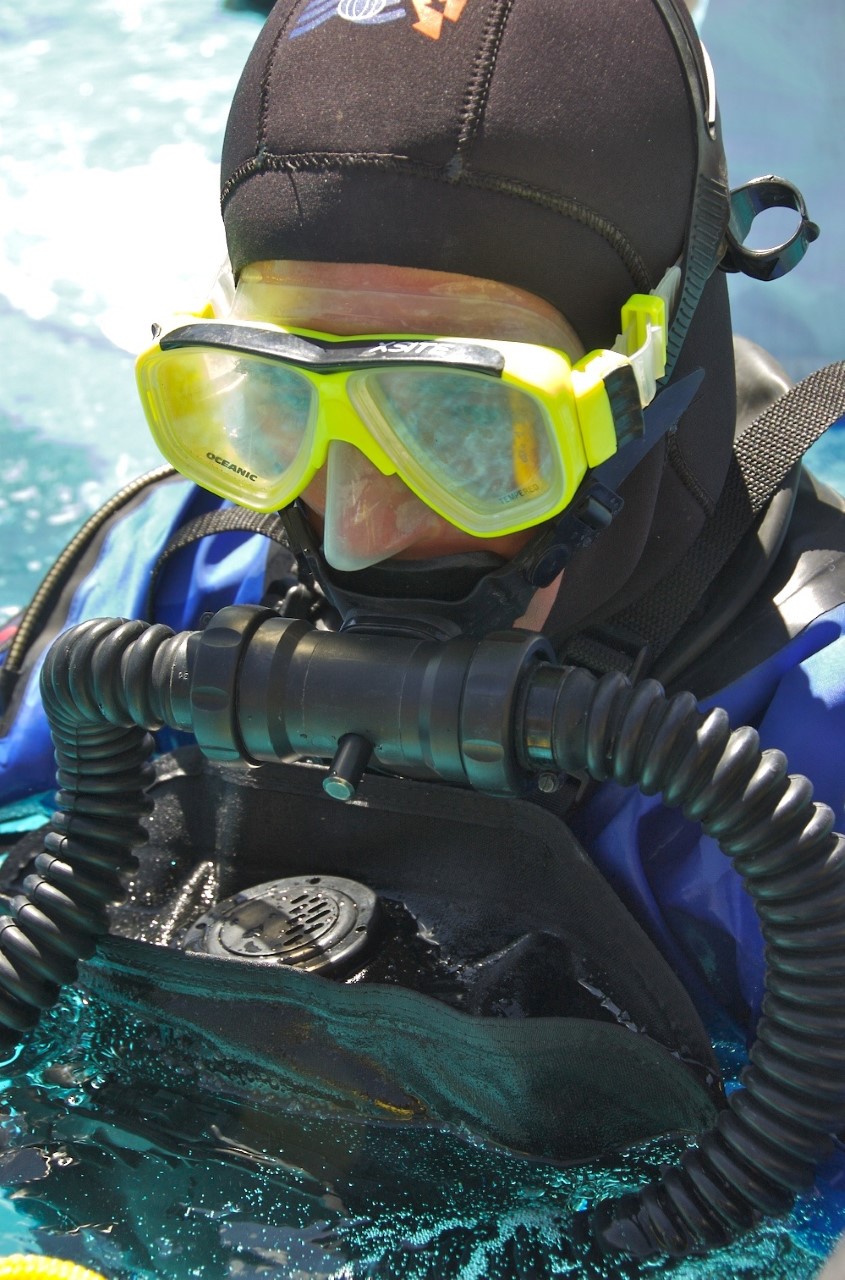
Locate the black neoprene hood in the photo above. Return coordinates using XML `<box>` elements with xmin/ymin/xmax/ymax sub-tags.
<box><xmin>221</xmin><ymin>0</ymin><xmax>709</xmax><ymax>351</ymax></box>
<box><xmin>220</xmin><ymin>0</ymin><xmax>739</xmax><ymax>643</ymax></box>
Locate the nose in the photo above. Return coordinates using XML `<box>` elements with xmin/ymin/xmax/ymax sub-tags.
<box><xmin>306</xmin><ymin>441</ymin><xmax>447</xmax><ymax>572</ymax></box>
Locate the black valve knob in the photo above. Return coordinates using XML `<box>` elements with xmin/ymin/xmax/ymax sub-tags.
<box><xmin>323</xmin><ymin>733</ymin><xmax>374</xmax><ymax>801</ymax></box>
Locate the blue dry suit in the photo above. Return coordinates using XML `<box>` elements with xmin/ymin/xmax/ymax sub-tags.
<box><xmin>1</xmin><ymin>466</ymin><xmax>844</xmax><ymax>1249</ymax></box>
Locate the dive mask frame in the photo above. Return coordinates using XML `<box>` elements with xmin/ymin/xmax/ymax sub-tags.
<box><xmin>136</xmin><ymin>285</ymin><xmax>669</xmax><ymax>541</ymax></box>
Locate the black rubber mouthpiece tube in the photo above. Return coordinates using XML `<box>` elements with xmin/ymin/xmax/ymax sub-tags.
<box><xmin>1</xmin><ymin>607</ymin><xmax>841</xmax><ymax>1262</ymax></box>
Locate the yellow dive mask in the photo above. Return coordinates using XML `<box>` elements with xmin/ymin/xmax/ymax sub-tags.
<box><xmin>136</xmin><ymin>286</ymin><xmax>668</xmax><ymax>539</ymax></box>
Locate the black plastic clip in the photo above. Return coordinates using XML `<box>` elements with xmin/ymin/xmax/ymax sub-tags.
<box><xmin>527</xmin><ymin>482</ymin><xmax>623</xmax><ymax>586</ymax></box>
<box><xmin>721</xmin><ymin>175</ymin><xmax>819</xmax><ymax>281</ymax></box>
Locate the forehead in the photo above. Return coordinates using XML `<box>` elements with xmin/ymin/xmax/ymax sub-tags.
<box><xmin>227</xmin><ymin>261</ymin><xmax>584</xmax><ymax>355</ymax></box>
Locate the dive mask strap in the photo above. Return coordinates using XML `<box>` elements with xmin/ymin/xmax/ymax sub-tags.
<box><xmin>523</xmin><ymin>367</ymin><xmax>705</xmax><ymax>588</ymax></box>
<box><xmin>649</xmin><ymin>1</ymin><xmax>729</xmax><ymax>379</ymax></box>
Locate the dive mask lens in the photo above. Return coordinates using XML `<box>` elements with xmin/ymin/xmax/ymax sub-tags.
<box><xmin>349</xmin><ymin>368</ymin><xmax>565</xmax><ymax>534</ymax></box>
<box><xmin>138</xmin><ymin>346</ymin><xmax>318</xmax><ymax>510</ymax></box>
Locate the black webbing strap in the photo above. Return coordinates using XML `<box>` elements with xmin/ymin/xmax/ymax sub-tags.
<box><xmin>563</xmin><ymin>361</ymin><xmax>845</xmax><ymax>676</ymax></box>
<box><xmin>147</xmin><ymin>507</ymin><xmax>289</xmax><ymax>618</ymax></box>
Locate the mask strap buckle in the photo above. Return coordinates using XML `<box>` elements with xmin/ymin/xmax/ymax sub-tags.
<box><xmin>525</xmin><ymin>368</ymin><xmax>705</xmax><ymax>587</ymax></box>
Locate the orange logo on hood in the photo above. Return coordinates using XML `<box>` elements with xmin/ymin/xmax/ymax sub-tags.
<box><xmin>287</xmin><ymin>0</ymin><xmax>469</xmax><ymax>42</ymax></box>
<box><xmin>410</xmin><ymin>0</ymin><xmax>468</xmax><ymax>39</ymax></box>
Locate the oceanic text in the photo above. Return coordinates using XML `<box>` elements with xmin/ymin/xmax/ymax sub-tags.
<box><xmin>207</xmin><ymin>453</ymin><xmax>259</xmax><ymax>482</ymax></box>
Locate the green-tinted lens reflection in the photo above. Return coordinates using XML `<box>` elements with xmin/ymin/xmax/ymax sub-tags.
<box><xmin>358</xmin><ymin>368</ymin><xmax>556</xmax><ymax>517</ymax></box>
<box><xmin>215</xmin><ymin>353</ymin><xmax>314</xmax><ymax>477</ymax></box>
<box><xmin>153</xmin><ymin>350</ymin><xmax>315</xmax><ymax>483</ymax></box>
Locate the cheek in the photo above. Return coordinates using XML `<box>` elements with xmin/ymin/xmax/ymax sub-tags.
<box><xmin>301</xmin><ymin>472</ymin><xmax>327</xmax><ymax>522</ymax></box>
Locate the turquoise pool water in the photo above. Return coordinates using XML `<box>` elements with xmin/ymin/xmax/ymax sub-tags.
<box><xmin>1</xmin><ymin>1</ymin><xmax>844</xmax><ymax>1276</ymax></box>
<box><xmin>0</xmin><ymin>982</ymin><xmax>835</xmax><ymax>1280</ymax></box>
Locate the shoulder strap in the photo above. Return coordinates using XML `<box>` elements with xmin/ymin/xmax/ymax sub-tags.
<box><xmin>563</xmin><ymin>361</ymin><xmax>845</xmax><ymax>677</ymax></box>
<box><xmin>146</xmin><ymin>507</ymin><xmax>291</xmax><ymax>618</ymax></box>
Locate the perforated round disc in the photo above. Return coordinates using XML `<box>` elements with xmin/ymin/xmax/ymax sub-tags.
<box><xmin>182</xmin><ymin>875</ymin><xmax>379</xmax><ymax>973</ymax></box>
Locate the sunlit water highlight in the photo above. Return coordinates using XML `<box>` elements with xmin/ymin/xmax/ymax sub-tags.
<box><xmin>0</xmin><ymin>0</ymin><xmax>257</xmax><ymax>624</ymax></box>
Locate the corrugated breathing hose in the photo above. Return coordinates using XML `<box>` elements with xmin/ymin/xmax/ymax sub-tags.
<box><xmin>0</xmin><ymin>608</ymin><xmax>841</xmax><ymax>1262</ymax></box>
<box><xmin>0</xmin><ymin>618</ymin><xmax>188</xmax><ymax>1037</ymax></box>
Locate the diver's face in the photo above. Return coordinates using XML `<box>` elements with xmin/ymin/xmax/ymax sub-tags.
<box><xmin>229</xmin><ymin>261</ymin><xmax>583</xmax><ymax>572</ymax></box>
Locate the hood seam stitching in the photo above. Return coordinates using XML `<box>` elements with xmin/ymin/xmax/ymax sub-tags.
<box><xmin>220</xmin><ymin>151</ymin><xmax>651</xmax><ymax>288</ymax></box>
<box><xmin>450</xmin><ymin>0</ymin><xmax>518</xmax><ymax>177</ymax></box>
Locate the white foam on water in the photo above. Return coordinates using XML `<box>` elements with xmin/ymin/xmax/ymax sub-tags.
<box><xmin>0</xmin><ymin>141</ymin><xmax>225</xmax><ymax>353</ymax></box>
<box><xmin>0</xmin><ymin>2</ymin><xmax>262</xmax><ymax>610</ymax></box>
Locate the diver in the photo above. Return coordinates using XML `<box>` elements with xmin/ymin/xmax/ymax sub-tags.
<box><xmin>0</xmin><ymin>0</ymin><xmax>844</xmax><ymax>1270</ymax></box>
